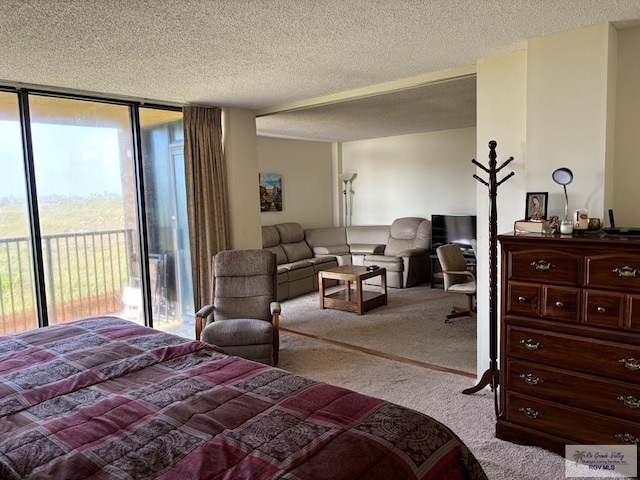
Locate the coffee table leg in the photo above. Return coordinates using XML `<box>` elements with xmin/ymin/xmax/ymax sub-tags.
<box><xmin>381</xmin><ymin>271</ymin><xmax>387</xmax><ymax>305</ymax></box>
<box><xmin>319</xmin><ymin>273</ymin><xmax>325</xmax><ymax>309</ymax></box>
<box><xmin>356</xmin><ymin>278</ymin><xmax>363</xmax><ymax>314</ymax></box>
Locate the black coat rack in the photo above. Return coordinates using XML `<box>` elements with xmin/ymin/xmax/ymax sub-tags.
<box><xmin>463</xmin><ymin>140</ymin><xmax>514</xmax><ymax>419</ymax></box>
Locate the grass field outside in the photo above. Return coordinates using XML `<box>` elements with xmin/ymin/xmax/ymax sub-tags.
<box><xmin>0</xmin><ymin>195</ymin><xmax>134</xmax><ymax>334</ymax></box>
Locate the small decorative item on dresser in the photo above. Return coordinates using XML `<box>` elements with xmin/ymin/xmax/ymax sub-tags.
<box><xmin>573</xmin><ymin>208</ymin><xmax>589</xmax><ymax>231</ymax></box>
<box><xmin>588</xmin><ymin>217</ymin><xmax>601</xmax><ymax>231</ymax></box>
<box><xmin>525</xmin><ymin>192</ymin><xmax>548</xmax><ymax>221</ymax></box>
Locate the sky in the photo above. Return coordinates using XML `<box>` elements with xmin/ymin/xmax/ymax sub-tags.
<box><xmin>0</xmin><ymin>121</ymin><xmax>124</xmax><ymax>200</ymax></box>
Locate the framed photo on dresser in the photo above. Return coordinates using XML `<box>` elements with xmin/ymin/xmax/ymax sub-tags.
<box><xmin>525</xmin><ymin>192</ymin><xmax>548</xmax><ymax>221</ymax></box>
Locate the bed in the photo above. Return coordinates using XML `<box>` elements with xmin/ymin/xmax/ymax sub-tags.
<box><xmin>0</xmin><ymin>317</ymin><xmax>487</xmax><ymax>479</ymax></box>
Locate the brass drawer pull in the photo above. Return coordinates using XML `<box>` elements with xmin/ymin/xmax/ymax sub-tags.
<box><xmin>520</xmin><ymin>373</ymin><xmax>543</xmax><ymax>385</ymax></box>
<box><xmin>618</xmin><ymin>395</ymin><xmax>640</xmax><ymax>409</ymax></box>
<box><xmin>519</xmin><ymin>407</ymin><xmax>541</xmax><ymax>419</ymax></box>
<box><xmin>597</xmin><ymin>306</ymin><xmax>606</xmax><ymax>313</ymax></box>
<box><xmin>555</xmin><ymin>301</ymin><xmax>564</xmax><ymax>308</ymax></box>
<box><xmin>615</xmin><ymin>433</ymin><xmax>640</xmax><ymax>445</ymax></box>
<box><xmin>518</xmin><ymin>296</ymin><xmax>526</xmax><ymax>303</ymax></box>
<box><xmin>530</xmin><ymin>260</ymin><xmax>555</xmax><ymax>272</ymax></box>
<box><xmin>520</xmin><ymin>338</ymin><xmax>543</xmax><ymax>351</ymax></box>
<box><xmin>619</xmin><ymin>358</ymin><xmax>640</xmax><ymax>371</ymax></box>
<box><xmin>613</xmin><ymin>266</ymin><xmax>639</xmax><ymax>279</ymax></box>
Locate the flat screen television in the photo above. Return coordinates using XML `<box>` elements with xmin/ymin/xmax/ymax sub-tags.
<box><xmin>431</xmin><ymin>214</ymin><xmax>477</xmax><ymax>253</ymax></box>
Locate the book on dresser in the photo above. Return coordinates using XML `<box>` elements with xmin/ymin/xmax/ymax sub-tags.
<box><xmin>513</xmin><ymin>219</ymin><xmax>550</xmax><ymax>234</ymax></box>
<box><xmin>497</xmin><ymin>232</ymin><xmax>640</xmax><ymax>472</ymax></box>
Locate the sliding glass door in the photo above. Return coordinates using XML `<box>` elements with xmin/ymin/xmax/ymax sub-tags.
<box><xmin>0</xmin><ymin>90</ymin><xmax>193</xmax><ymax>338</ymax></box>
<box><xmin>139</xmin><ymin>108</ymin><xmax>193</xmax><ymax>338</ymax></box>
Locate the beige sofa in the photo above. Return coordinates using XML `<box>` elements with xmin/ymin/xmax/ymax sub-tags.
<box><xmin>304</xmin><ymin>225</ymin><xmax>390</xmax><ymax>266</ymax></box>
<box><xmin>307</xmin><ymin>217</ymin><xmax>431</xmax><ymax>288</ymax></box>
<box><xmin>263</xmin><ymin>217</ymin><xmax>431</xmax><ymax>299</ymax></box>
<box><xmin>262</xmin><ymin>222</ymin><xmax>338</xmax><ymax>301</ymax></box>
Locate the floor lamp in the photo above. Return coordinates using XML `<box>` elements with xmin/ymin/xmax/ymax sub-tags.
<box><xmin>339</xmin><ymin>173</ymin><xmax>355</xmax><ymax>226</ymax></box>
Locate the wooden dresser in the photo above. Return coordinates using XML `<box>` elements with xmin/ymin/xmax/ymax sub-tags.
<box><xmin>497</xmin><ymin>232</ymin><xmax>640</xmax><ymax>456</ymax></box>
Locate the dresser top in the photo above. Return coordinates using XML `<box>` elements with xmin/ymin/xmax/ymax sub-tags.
<box><xmin>499</xmin><ymin>231</ymin><xmax>640</xmax><ymax>248</ymax></box>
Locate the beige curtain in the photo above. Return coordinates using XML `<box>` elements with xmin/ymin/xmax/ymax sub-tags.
<box><xmin>183</xmin><ymin>106</ymin><xmax>230</xmax><ymax>310</ymax></box>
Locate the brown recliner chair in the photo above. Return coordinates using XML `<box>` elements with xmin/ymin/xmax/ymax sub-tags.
<box><xmin>195</xmin><ymin>249</ymin><xmax>281</xmax><ymax>366</ymax></box>
<box><xmin>436</xmin><ymin>243</ymin><xmax>477</xmax><ymax>323</ymax></box>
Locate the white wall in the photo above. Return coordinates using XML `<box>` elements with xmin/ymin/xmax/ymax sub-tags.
<box><xmin>476</xmin><ymin>49</ymin><xmax>528</xmax><ymax>381</ymax></box>
<box><xmin>525</xmin><ymin>23</ymin><xmax>614</xmax><ymax>222</ymax></box>
<box><xmin>340</xmin><ymin>128</ymin><xmax>477</xmax><ymax>225</ymax></box>
<box><xmin>614</xmin><ymin>25</ymin><xmax>640</xmax><ymax>227</ymax></box>
<box><xmin>257</xmin><ymin>136</ymin><xmax>334</xmax><ymax>228</ymax></box>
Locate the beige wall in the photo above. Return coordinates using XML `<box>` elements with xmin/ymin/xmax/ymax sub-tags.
<box><xmin>257</xmin><ymin>136</ymin><xmax>334</xmax><ymax>228</ymax></box>
<box><xmin>613</xmin><ymin>25</ymin><xmax>640</xmax><ymax>227</ymax></box>
<box><xmin>475</xmin><ymin>49</ymin><xmax>528</xmax><ymax>379</ymax></box>
<box><xmin>340</xmin><ymin>128</ymin><xmax>477</xmax><ymax>225</ymax></box>
<box><xmin>223</xmin><ymin>108</ymin><xmax>262</xmax><ymax>249</ymax></box>
<box><xmin>525</xmin><ymin>23</ymin><xmax>614</xmax><ymax>222</ymax></box>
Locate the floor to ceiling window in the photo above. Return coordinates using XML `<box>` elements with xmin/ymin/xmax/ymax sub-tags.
<box><xmin>0</xmin><ymin>92</ymin><xmax>37</xmax><ymax>332</ymax></box>
<box><xmin>0</xmin><ymin>89</ymin><xmax>193</xmax><ymax>338</ymax></box>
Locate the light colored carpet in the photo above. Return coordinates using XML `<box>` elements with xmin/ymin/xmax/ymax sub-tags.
<box><xmin>280</xmin><ymin>283</ymin><xmax>477</xmax><ymax>374</ymax></box>
<box><xmin>277</xmin><ymin>286</ymin><xmax>613</xmax><ymax>480</ymax></box>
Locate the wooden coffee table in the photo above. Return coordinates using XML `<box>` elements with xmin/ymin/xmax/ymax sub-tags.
<box><xmin>318</xmin><ymin>265</ymin><xmax>387</xmax><ymax>315</ymax></box>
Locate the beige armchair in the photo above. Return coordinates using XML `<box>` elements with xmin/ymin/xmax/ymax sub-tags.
<box><xmin>363</xmin><ymin>217</ymin><xmax>431</xmax><ymax>288</ymax></box>
<box><xmin>195</xmin><ymin>249</ymin><xmax>281</xmax><ymax>365</ymax></box>
<box><xmin>436</xmin><ymin>243</ymin><xmax>476</xmax><ymax>323</ymax></box>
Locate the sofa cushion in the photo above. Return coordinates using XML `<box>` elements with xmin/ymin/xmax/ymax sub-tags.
<box><xmin>312</xmin><ymin>245</ymin><xmax>350</xmax><ymax>255</ymax></box>
<box><xmin>275</xmin><ymin>222</ymin><xmax>305</xmax><ymax>243</ymax></box>
<box><xmin>261</xmin><ymin>225</ymin><xmax>280</xmax><ymax>248</ymax></box>
<box><xmin>346</xmin><ymin>225</ymin><xmax>390</xmax><ymax>246</ymax></box>
<box><xmin>363</xmin><ymin>254</ymin><xmax>403</xmax><ymax>272</ymax></box>
<box><xmin>305</xmin><ymin>227</ymin><xmax>348</xmax><ymax>250</ymax></box>
<box><xmin>349</xmin><ymin>243</ymin><xmax>385</xmax><ymax>255</ymax></box>
<box><xmin>283</xmin><ymin>263</ymin><xmax>314</xmax><ymax>282</ymax></box>
<box><xmin>307</xmin><ymin>256</ymin><xmax>337</xmax><ymax>268</ymax></box>
<box><xmin>265</xmin><ymin>244</ymin><xmax>288</xmax><ymax>265</ymax></box>
<box><xmin>282</xmin><ymin>241</ymin><xmax>313</xmax><ymax>263</ymax></box>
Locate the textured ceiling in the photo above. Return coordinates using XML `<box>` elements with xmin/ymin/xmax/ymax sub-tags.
<box><xmin>1</xmin><ymin>1</ymin><xmax>639</xmax><ymax>141</ymax></box>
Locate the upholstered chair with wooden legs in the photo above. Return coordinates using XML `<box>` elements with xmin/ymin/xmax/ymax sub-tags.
<box><xmin>195</xmin><ymin>249</ymin><xmax>281</xmax><ymax>366</ymax></box>
<box><xmin>436</xmin><ymin>243</ymin><xmax>477</xmax><ymax>323</ymax></box>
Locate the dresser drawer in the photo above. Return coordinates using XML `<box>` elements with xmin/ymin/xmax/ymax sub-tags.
<box><xmin>541</xmin><ymin>286</ymin><xmax>580</xmax><ymax>323</ymax></box>
<box><xmin>505</xmin><ymin>392</ymin><xmax>640</xmax><ymax>447</ymax></box>
<box><xmin>506</xmin><ymin>325</ymin><xmax>640</xmax><ymax>383</ymax></box>
<box><xmin>507</xmin><ymin>248</ymin><xmax>581</xmax><ymax>285</ymax></box>
<box><xmin>507</xmin><ymin>359</ymin><xmax>640</xmax><ymax>422</ymax></box>
<box><xmin>586</xmin><ymin>254</ymin><xmax>640</xmax><ymax>293</ymax></box>
<box><xmin>506</xmin><ymin>282</ymin><xmax>539</xmax><ymax>317</ymax></box>
<box><xmin>583</xmin><ymin>290</ymin><xmax>625</xmax><ymax>329</ymax></box>
<box><xmin>629</xmin><ymin>295</ymin><xmax>640</xmax><ymax>332</ymax></box>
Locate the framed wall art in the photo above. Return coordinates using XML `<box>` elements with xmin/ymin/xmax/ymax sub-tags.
<box><xmin>259</xmin><ymin>173</ymin><xmax>282</xmax><ymax>212</ymax></box>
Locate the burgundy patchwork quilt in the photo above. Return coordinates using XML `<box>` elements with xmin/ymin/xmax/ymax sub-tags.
<box><xmin>0</xmin><ymin>317</ymin><xmax>487</xmax><ymax>479</ymax></box>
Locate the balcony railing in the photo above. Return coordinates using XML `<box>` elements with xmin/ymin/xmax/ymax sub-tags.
<box><xmin>0</xmin><ymin>229</ymin><xmax>135</xmax><ymax>335</ymax></box>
